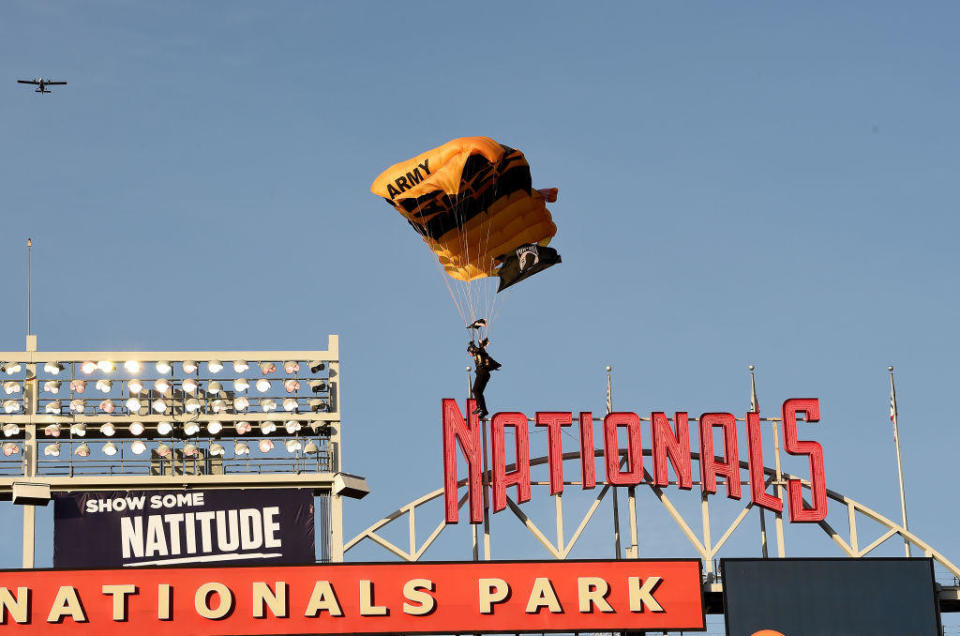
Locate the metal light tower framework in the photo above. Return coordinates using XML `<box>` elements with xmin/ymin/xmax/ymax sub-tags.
<box><xmin>0</xmin><ymin>334</ymin><xmax>367</xmax><ymax>567</ymax></box>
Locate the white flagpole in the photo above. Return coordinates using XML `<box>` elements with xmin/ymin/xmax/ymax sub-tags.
<box><xmin>606</xmin><ymin>366</ymin><xmax>622</xmax><ymax>559</ymax></box>
<box><xmin>751</xmin><ymin>365</ymin><xmax>770</xmax><ymax>559</ymax></box>
<box><xmin>889</xmin><ymin>366</ymin><xmax>911</xmax><ymax>557</ymax></box>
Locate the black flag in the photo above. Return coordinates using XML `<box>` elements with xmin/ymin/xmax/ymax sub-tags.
<box><xmin>496</xmin><ymin>244</ymin><xmax>562</xmax><ymax>292</ymax></box>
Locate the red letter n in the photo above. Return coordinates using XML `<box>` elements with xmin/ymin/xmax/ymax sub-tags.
<box><xmin>442</xmin><ymin>398</ymin><xmax>483</xmax><ymax>523</ymax></box>
<box><xmin>651</xmin><ymin>412</ymin><xmax>693</xmax><ymax>489</ymax></box>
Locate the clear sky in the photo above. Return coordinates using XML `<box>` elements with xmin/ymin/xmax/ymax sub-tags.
<box><xmin>1</xmin><ymin>0</ymin><xmax>958</xmax><ymax>601</ymax></box>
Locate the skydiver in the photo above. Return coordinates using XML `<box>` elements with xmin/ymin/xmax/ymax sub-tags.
<box><xmin>467</xmin><ymin>324</ymin><xmax>500</xmax><ymax>418</ymax></box>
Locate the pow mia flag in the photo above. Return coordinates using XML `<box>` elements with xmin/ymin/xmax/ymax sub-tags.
<box><xmin>496</xmin><ymin>243</ymin><xmax>562</xmax><ymax>292</ymax></box>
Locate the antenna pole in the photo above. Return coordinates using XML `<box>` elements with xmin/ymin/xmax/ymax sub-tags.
<box><xmin>27</xmin><ymin>238</ymin><xmax>32</xmax><ymax>336</ymax></box>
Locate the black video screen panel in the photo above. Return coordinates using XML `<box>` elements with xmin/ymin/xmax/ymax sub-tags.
<box><xmin>722</xmin><ymin>558</ymin><xmax>940</xmax><ymax>636</ymax></box>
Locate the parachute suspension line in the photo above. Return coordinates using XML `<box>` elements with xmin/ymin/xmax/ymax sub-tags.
<box><xmin>478</xmin><ymin>164</ymin><xmax>499</xmax><ymax>335</ymax></box>
<box><xmin>443</xmin><ymin>188</ymin><xmax>481</xmax><ymax>330</ymax></box>
<box><xmin>463</xmin><ymin>156</ymin><xmax>503</xmax><ymax>339</ymax></box>
<box><xmin>406</xmin><ymin>194</ymin><xmax>470</xmax><ymax>327</ymax></box>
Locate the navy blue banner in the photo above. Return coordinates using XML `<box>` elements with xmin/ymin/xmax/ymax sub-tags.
<box><xmin>54</xmin><ymin>488</ymin><xmax>315</xmax><ymax>568</ymax></box>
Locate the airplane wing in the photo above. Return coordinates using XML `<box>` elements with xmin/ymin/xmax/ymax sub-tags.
<box><xmin>17</xmin><ymin>80</ymin><xmax>39</xmax><ymax>85</ymax></box>
<box><xmin>46</xmin><ymin>81</ymin><xmax>67</xmax><ymax>85</ymax></box>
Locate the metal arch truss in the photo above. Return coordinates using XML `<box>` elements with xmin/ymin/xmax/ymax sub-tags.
<box><xmin>346</xmin><ymin>448</ymin><xmax>960</xmax><ymax>583</ymax></box>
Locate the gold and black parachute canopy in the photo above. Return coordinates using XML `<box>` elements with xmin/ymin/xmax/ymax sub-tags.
<box><xmin>371</xmin><ymin>137</ymin><xmax>559</xmax><ymax>284</ymax></box>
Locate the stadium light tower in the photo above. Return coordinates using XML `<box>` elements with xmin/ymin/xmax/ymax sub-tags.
<box><xmin>0</xmin><ymin>334</ymin><xmax>367</xmax><ymax>567</ymax></box>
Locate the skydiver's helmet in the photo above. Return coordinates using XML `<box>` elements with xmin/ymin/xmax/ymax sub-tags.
<box><xmin>467</xmin><ymin>343</ymin><xmax>479</xmax><ymax>354</ymax></box>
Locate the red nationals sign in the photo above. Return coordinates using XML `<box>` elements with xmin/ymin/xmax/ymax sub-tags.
<box><xmin>0</xmin><ymin>560</ymin><xmax>704</xmax><ymax>634</ymax></box>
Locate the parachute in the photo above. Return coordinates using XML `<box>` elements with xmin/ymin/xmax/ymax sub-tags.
<box><xmin>371</xmin><ymin>137</ymin><xmax>560</xmax><ymax>327</ymax></box>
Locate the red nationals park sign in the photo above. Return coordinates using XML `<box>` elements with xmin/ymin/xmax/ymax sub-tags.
<box><xmin>0</xmin><ymin>560</ymin><xmax>704</xmax><ymax>634</ymax></box>
<box><xmin>442</xmin><ymin>398</ymin><xmax>828</xmax><ymax>525</ymax></box>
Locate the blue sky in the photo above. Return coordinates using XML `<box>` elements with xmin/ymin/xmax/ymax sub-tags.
<box><xmin>1</xmin><ymin>0</ymin><xmax>959</xmax><ymax>596</ymax></box>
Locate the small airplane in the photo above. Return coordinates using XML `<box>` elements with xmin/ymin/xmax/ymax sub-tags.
<box><xmin>17</xmin><ymin>77</ymin><xmax>67</xmax><ymax>94</ymax></box>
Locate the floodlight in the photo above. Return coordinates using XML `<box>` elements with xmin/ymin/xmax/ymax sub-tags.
<box><xmin>69</xmin><ymin>399</ymin><xmax>85</xmax><ymax>413</ymax></box>
<box><xmin>184</xmin><ymin>421</ymin><xmax>200</xmax><ymax>436</ymax></box>
<box><xmin>333</xmin><ymin>473</ymin><xmax>371</xmax><ymax>500</ymax></box>
<box><xmin>10</xmin><ymin>482</ymin><xmax>51</xmax><ymax>506</ymax></box>
<box><xmin>207</xmin><ymin>381</ymin><xmax>222</xmax><ymax>395</ymax></box>
<box><xmin>183</xmin><ymin>360</ymin><xmax>198</xmax><ymax>374</ymax></box>
<box><xmin>208</xmin><ymin>360</ymin><xmax>223</xmax><ymax>373</ymax></box>
<box><xmin>152</xmin><ymin>399</ymin><xmax>167</xmax><ymax>414</ymax></box>
<box><xmin>129</xmin><ymin>421</ymin><xmax>145</xmax><ymax>436</ymax></box>
<box><xmin>234</xmin><ymin>441</ymin><xmax>250</xmax><ymax>456</ymax></box>
<box><xmin>97</xmin><ymin>361</ymin><xmax>115</xmax><ymax>373</ymax></box>
<box><xmin>155</xmin><ymin>443</ymin><xmax>171</xmax><ymax>458</ymax></box>
<box><xmin>310</xmin><ymin>399</ymin><xmax>328</xmax><ymax>412</ymax></box>
<box><xmin>185</xmin><ymin>397</ymin><xmax>201</xmax><ymax>413</ymax></box>
<box><xmin>183</xmin><ymin>443</ymin><xmax>198</xmax><ymax>457</ymax></box>
<box><xmin>259</xmin><ymin>362</ymin><xmax>277</xmax><ymax>375</ymax></box>
<box><xmin>70</xmin><ymin>379</ymin><xmax>86</xmax><ymax>393</ymax></box>
<box><xmin>284</xmin><ymin>379</ymin><xmax>300</xmax><ymax>393</ymax></box>
<box><xmin>70</xmin><ymin>422</ymin><xmax>87</xmax><ymax>437</ymax></box>
<box><xmin>131</xmin><ymin>440</ymin><xmax>147</xmax><ymax>455</ymax></box>
<box><xmin>309</xmin><ymin>361</ymin><xmax>324</xmax><ymax>373</ymax></box>
<box><xmin>81</xmin><ymin>361</ymin><xmax>97</xmax><ymax>374</ymax></box>
<box><xmin>209</xmin><ymin>442</ymin><xmax>225</xmax><ymax>456</ymax></box>
<box><xmin>207</xmin><ymin>420</ymin><xmax>223</xmax><ymax>435</ymax></box>
<box><xmin>44</xmin><ymin>424</ymin><xmax>61</xmax><ymax>437</ymax></box>
<box><xmin>303</xmin><ymin>440</ymin><xmax>319</xmax><ymax>455</ymax></box>
<box><xmin>75</xmin><ymin>442</ymin><xmax>91</xmax><ymax>457</ymax></box>
<box><xmin>100</xmin><ymin>422</ymin><xmax>116</xmax><ymax>437</ymax></box>
<box><xmin>284</xmin><ymin>360</ymin><xmax>300</xmax><ymax>374</ymax></box>
<box><xmin>2</xmin><ymin>442</ymin><xmax>19</xmax><ymax>457</ymax></box>
<box><xmin>124</xmin><ymin>360</ymin><xmax>142</xmax><ymax>373</ymax></box>
<box><xmin>182</xmin><ymin>378</ymin><xmax>199</xmax><ymax>394</ymax></box>
<box><xmin>125</xmin><ymin>397</ymin><xmax>142</xmax><ymax>412</ymax></box>
<box><xmin>285</xmin><ymin>439</ymin><xmax>302</xmax><ymax>453</ymax></box>
<box><xmin>2</xmin><ymin>423</ymin><xmax>19</xmax><ymax>437</ymax></box>
<box><xmin>2</xmin><ymin>400</ymin><xmax>20</xmax><ymax>414</ymax></box>
<box><xmin>156</xmin><ymin>361</ymin><xmax>172</xmax><ymax>374</ymax></box>
<box><xmin>260</xmin><ymin>421</ymin><xmax>277</xmax><ymax>435</ymax></box>
<box><xmin>258</xmin><ymin>439</ymin><xmax>274</xmax><ymax>453</ymax></box>
<box><xmin>309</xmin><ymin>380</ymin><xmax>327</xmax><ymax>393</ymax></box>
<box><xmin>284</xmin><ymin>420</ymin><xmax>301</xmax><ymax>434</ymax></box>
<box><xmin>256</xmin><ymin>379</ymin><xmax>271</xmax><ymax>392</ymax></box>
<box><xmin>157</xmin><ymin>421</ymin><xmax>174</xmax><ymax>436</ymax></box>
<box><xmin>43</xmin><ymin>380</ymin><xmax>61</xmax><ymax>393</ymax></box>
<box><xmin>44</xmin><ymin>362</ymin><xmax>63</xmax><ymax>375</ymax></box>
<box><xmin>3</xmin><ymin>381</ymin><xmax>21</xmax><ymax>395</ymax></box>
<box><xmin>233</xmin><ymin>360</ymin><xmax>250</xmax><ymax>373</ymax></box>
<box><xmin>96</xmin><ymin>379</ymin><xmax>112</xmax><ymax>393</ymax></box>
<box><xmin>128</xmin><ymin>379</ymin><xmax>143</xmax><ymax>394</ymax></box>
<box><xmin>234</xmin><ymin>396</ymin><xmax>249</xmax><ymax>411</ymax></box>
<box><xmin>44</xmin><ymin>443</ymin><xmax>61</xmax><ymax>457</ymax></box>
<box><xmin>234</xmin><ymin>378</ymin><xmax>250</xmax><ymax>392</ymax></box>
<box><xmin>154</xmin><ymin>378</ymin><xmax>171</xmax><ymax>394</ymax></box>
<box><xmin>283</xmin><ymin>398</ymin><xmax>298</xmax><ymax>412</ymax></box>
<box><xmin>1</xmin><ymin>362</ymin><xmax>22</xmax><ymax>375</ymax></box>
<box><xmin>260</xmin><ymin>399</ymin><xmax>277</xmax><ymax>412</ymax></box>
<box><xmin>235</xmin><ymin>421</ymin><xmax>252</xmax><ymax>435</ymax></box>
<box><xmin>102</xmin><ymin>442</ymin><xmax>118</xmax><ymax>456</ymax></box>
<box><xmin>45</xmin><ymin>400</ymin><xmax>62</xmax><ymax>414</ymax></box>
<box><xmin>99</xmin><ymin>399</ymin><xmax>115</xmax><ymax>414</ymax></box>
